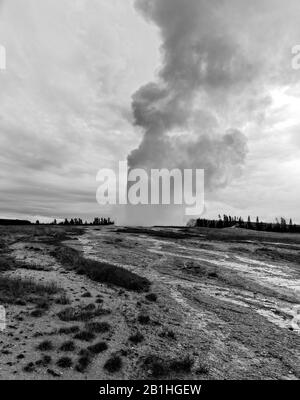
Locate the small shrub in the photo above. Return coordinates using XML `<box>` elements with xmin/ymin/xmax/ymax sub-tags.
<box><xmin>104</xmin><ymin>355</ymin><xmax>122</xmax><ymax>373</ymax></box>
<box><xmin>30</xmin><ymin>309</ymin><xmax>45</xmax><ymax>318</ymax></box>
<box><xmin>57</xmin><ymin>357</ymin><xmax>73</xmax><ymax>368</ymax></box>
<box><xmin>145</xmin><ymin>293</ymin><xmax>157</xmax><ymax>302</ymax></box>
<box><xmin>143</xmin><ymin>355</ymin><xmax>193</xmax><ymax>377</ymax></box>
<box><xmin>57</xmin><ymin>305</ymin><xmax>109</xmax><ymax>322</ymax></box>
<box><xmin>55</xmin><ymin>294</ymin><xmax>70</xmax><ymax>305</ymax></box>
<box><xmin>129</xmin><ymin>332</ymin><xmax>144</xmax><ymax>345</ymax></box>
<box><xmin>208</xmin><ymin>272</ymin><xmax>218</xmax><ymax>278</ymax></box>
<box><xmin>87</xmin><ymin>342</ymin><xmax>108</xmax><ymax>355</ymax></box>
<box><xmin>36</xmin><ymin>355</ymin><xmax>52</xmax><ymax>367</ymax></box>
<box><xmin>74</xmin><ymin>331</ymin><xmax>95</xmax><ymax>342</ymax></box>
<box><xmin>58</xmin><ymin>325</ymin><xmax>80</xmax><ymax>335</ymax></box>
<box><xmin>75</xmin><ymin>356</ymin><xmax>91</xmax><ymax>373</ymax></box>
<box><xmin>60</xmin><ymin>341</ymin><xmax>76</xmax><ymax>352</ymax></box>
<box><xmin>85</xmin><ymin>321</ymin><xmax>110</xmax><ymax>334</ymax></box>
<box><xmin>196</xmin><ymin>363</ymin><xmax>209</xmax><ymax>375</ymax></box>
<box><xmin>23</xmin><ymin>362</ymin><xmax>35</xmax><ymax>373</ymax></box>
<box><xmin>82</xmin><ymin>292</ymin><xmax>91</xmax><ymax>298</ymax></box>
<box><xmin>143</xmin><ymin>355</ymin><xmax>166</xmax><ymax>378</ymax></box>
<box><xmin>47</xmin><ymin>368</ymin><xmax>60</xmax><ymax>377</ymax></box>
<box><xmin>15</xmin><ymin>299</ymin><xmax>26</xmax><ymax>306</ymax></box>
<box><xmin>138</xmin><ymin>314</ymin><xmax>150</xmax><ymax>325</ymax></box>
<box><xmin>169</xmin><ymin>356</ymin><xmax>193</xmax><ymax>373</ymax></box>
<box><xmin>159</xmin><ymin>329</ymin><xmax>176</xmax><ymax>340</ymax></box>
<box><xmin>35</xmin><ymin>299</ymin><xmax>50</xmax><ymax>310</ymax></box>
<box><xmin>78</xmin><ymin>349</ymin><xmax>90</xmax><ymax>357</ymax></box>
<box><xmin>37</xmin><ymin>340</ymin><xmax>54</xmax><ymax>352</ymax></box>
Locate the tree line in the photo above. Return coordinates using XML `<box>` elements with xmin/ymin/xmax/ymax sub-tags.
<box><xmin>35</xmin><ymin>217</ymin><xmax>114</xmax><ymax>226</ymax></box>
<box><xmin>194</xmin><ymin>215</ymin><xmax>300</xmax><ymax>233</ymax></box>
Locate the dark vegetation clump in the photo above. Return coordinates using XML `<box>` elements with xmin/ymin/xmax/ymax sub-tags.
<box><xmin>30</xmin><ymin>309</ymin><xmax>45</xmax><ymax>318</ymax></box>
<box><xmin>36</xmin><ymin>355</ymin><xmax>52</xmax><ymax>367</ymax></box>
<box><xmin>87</xmin><ymin>341</ymin><xmax>108</xmax><ymax>354</ymax></box>
<box><xmin>137</xmin><ymin>314</ymin><xmax>150</xmax><ymax>325</ymax></box>
<box><xmin>143</xmin><ymin>355</ymin><xmax>193</xmax><ymax>378</ymax></box>
<box><xmin>52</xmin><ymin>246</ymin><xmax>150</xmax><ymax>292</ymax></box>
<box><xmin>129</xmin><ymin>332</ymin><xmax>144</xmax><ymax>345</ymax></box>
<box><xmin>57</xmin><ymin>304</ymin><xmax>109</xmax><ymax>322</ymax></box>
<box><xmin>85</xmin><ymin>321</ymin><xmax>110</xmax><ymax>334</ymax></box>
<box><xmin>143</xmin><ymin>355</ymin><xmax>166</xmax><ymax>378</ymax></box>
<box><xmin>75</xmin><ymin>356</ymin><xmax>92</xmax><ymax>373</ymax></box>
<box><xmin>0</xmin><ymin>255</ymin><xmax>19</xmax><ymax>272</ymax></box>
<box><xmin>60</xmin><ymin>341</ymin><xmax>76</xmax><ymax>352</ymax></box>
<box><xmin>0</xmin><ymin>276</ymin><xmax>60</xmax><ymax>305</ymax></box>
<box><xmin>23</xmin><ymin>362</ymin><xmax>35</xmax><ymax>373</ymax></box>
<box><xmin>56</xmin><ymin>357</ymin><xmax>73</xmax><ymax>369</ymax></box>
<box><xmin>58</xmin><ymin>326</ymin><xmax>80</xmax><ymax>335</ymax></box>
<box><xmin>169</xmin><ymin>356</ymin><xmax>193</xmax><ymax>373</ymax></box>
<box><xmin>145</xmin><ymin>293</ymin><xmax>157</xmax><ymax>302</ymax></box>
<box><xmin>74</xmin><ymin>331</ymin><xmax>95</xmax><ymax>342</ymax></box>
<box><xmin>103</xmin><ymin>355</ymin><xmax>122</xmax><ymax>373</ymax></box>
<box><xmin>195</xmin><ymin>363</ymin><xmax>209</xmax><ymax>375</ymax></box>
<box><xmin>159</xmin><ymin>329</ymin><xmax>176</xmax><ymax>340</ymax></box>
<box><xmin>36</xmin><ymin>340</ymin><xmax>54</xmax><ymax>352</ymax></box>
<box><xmin>55</xmin><ymin>293</ymin><xmax>71</xmax><ymax>305</ymax></box>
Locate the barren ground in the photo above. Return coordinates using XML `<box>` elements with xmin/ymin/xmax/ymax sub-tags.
<box><xmin>0</xmin><ymin>225</ymin><xmax>299</xmax><ymax>380</ymax></box>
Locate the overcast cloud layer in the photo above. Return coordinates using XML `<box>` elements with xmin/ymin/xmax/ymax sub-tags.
<box><xmin>0</xmin><ymin>0</ymin><xmax>300</xmax><ymax>223</ymax></box>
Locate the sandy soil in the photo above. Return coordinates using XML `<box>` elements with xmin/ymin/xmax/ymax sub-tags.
<box><xmin>0</xmin><ymin>225</ymin><xmax>299</xmax><ymax>380</ymax></box>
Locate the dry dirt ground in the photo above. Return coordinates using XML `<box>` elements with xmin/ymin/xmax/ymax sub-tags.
<box><xmin>0</xmin><ymin>225</ymin><xmax>299</xmax><ymax>380</ymax></box>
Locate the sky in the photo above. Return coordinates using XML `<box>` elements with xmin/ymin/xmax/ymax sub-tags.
<box><xmin>0</xmin><ymin>0</ymin><xmax>300</xmax><ymax>224</ymax></box>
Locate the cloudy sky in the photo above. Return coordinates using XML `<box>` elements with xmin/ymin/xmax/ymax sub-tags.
<box><xmin>0</xmin><ymin>0</ymin><xmax>300</xmax><ymax>224</ymax></box>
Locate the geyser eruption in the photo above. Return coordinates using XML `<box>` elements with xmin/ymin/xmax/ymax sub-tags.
<box><xmin>124</xmin><ymin>0</ymin><xmax>250</xmax><ymax>225</ymax></box>
<box><xmin>124</xmin><ymin>0</ymin><xmax>300</xmax><ymax>226</ymax></box>
<box><xmin>123</xmin><ymin>0</ymin><xmax>250</xmax><ymax>226</ymax></box>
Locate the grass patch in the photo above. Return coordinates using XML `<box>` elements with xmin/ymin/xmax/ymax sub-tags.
<box><xmin>23</xmin><ymin>362</ymin><xmax>35</xmax><ymax>373</ymax></box>
<box><xmin>37</xmin><ymin>340</ymin><xmax>54</xmax><ymax>352</ymax></box>
<box><xmin>195</xmin><ymin>363</ymin><xmax>209</xmax><ymax>375</ymax></box>
<box><xmin>129</xmin><ymin>332</ymin><xmax>144</xmax><ymax>345</ymax></box>
<box><xmin>169</xmin><ymin>356</ymin><xmax>193</xmax><ymax>373</ymax></box>
<box><xmin>143</xmin><ymin>355</ymin><xmax>193</xmax><ymax>378</ymax></box>
<box><xmin>0</xmin><ymin>276</ymin><xmax>61</xmax><ymax>305</ymax></box>
<box><xmin>57</xmin><ymin>356</ymin><xmax>73</xmax><ymax>369</ymax></box>
<box><xmin>87</xmin><ymin>341</ymin><xmax>108</xmax><ymax>355</ymax></box>
<box><xmin>74</xmin><ymin>331</ymin><xmax>95</xmax><ymax>342</ymax></box>
<box><xmin>75</xmin><ymin>355</ymin><xmax>92</xmax><ymax>373</ymax></box>
<box><xmin>0</xmin><ymin>255</ymin><xmax>20</xmax><ymax>272</ymax></box>
<box><xmin>103</xmin><ymin>355</ymin><xmax>122</xmax><ymax>373</ymax></box>
<box><xmin>60</xmin><ymin>341</ymin><xmax>76</xmax><ymax>352</ymax></box>
<box><xmin>55</xmin><ymin>293</ymin><xmax>71</xmax><ymax>305</ymax></box>
<box><xmin>57</xmin><ymin>304</ymin><xmax>110</xmax><ymax>322</ymax></box>
<box><xmin>85</xmin><ymin>321</ymin><xmax>110</xmax><ymax>334</ymax></box>
<box><xmin>137</xmin><ymin>314</ymin><xmax>150</xmax><ymax>325</ymax></box>
<box><xmin>36</xmin><ymin>355</ymin><xmax>52</xmax><ymax>367</ymax></box>
<box><xmin>145</xmin><ymin>293</ymin><xmax>157</xmax><ymax>302</ymax></box>
<box><xmin>58</xmin><ymin>325</ymin><xmax>80</xmax><ymax>335</ymax></box>
<box><xmin>159</xmin><ymin>328</ymin><xmax>176</xmax><ymax>340</ymax></box>
<box><xmin>52</xmin><ymin>246</ymin><xmax>150</xmax><ymax>292</ymax></box>
<box><xmin>30</xmin><ymin>308</ymin><xmax>46</xmax><ymax>318</ymax></box>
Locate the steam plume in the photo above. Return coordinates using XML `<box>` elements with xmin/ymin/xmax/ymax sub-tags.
<box><xmin>123</xmin><ymin>0</ymin><xmax>300</xmax><ymax>225</ymax></box>
<box><xmin>128</xmin><ymin>0</ymin><xmax>249</xmax><ymax>189</ymax></box>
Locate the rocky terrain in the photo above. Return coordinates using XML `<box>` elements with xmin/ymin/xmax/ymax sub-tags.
<box><xmin>0</xmin><ymin>225</ymin><xmax>299</xmax><ymax>380</ymax></box>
